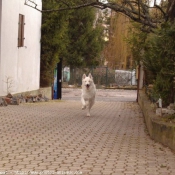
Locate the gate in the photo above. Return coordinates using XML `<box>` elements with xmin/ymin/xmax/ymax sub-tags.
<box><xmin>115</xmin><ymin>69</ymin><xmax>136</xmax><ymax>86</ymax></box>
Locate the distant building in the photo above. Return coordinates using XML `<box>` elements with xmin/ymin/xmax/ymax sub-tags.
<box><xmin>0</xmin><ymin>0</ymin><xmax>42</xmax><ymax>96</ymax></box>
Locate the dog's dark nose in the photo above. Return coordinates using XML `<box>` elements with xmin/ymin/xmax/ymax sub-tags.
<box><xmin>86</xmin><ymin>84</ymin><xmax>90</xmax><ymax>88</ymax></box>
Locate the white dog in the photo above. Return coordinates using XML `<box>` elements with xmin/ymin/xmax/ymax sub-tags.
<box><xmin>81</xmin><ymin>73</ymin><xmax>96</xmax><ymax>117</ymax></box>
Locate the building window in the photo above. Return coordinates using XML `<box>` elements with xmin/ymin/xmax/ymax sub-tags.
<box><xmin>18</xmin><ymin>14</ymin><xmax>25</xmax><ymax>47</ymax></box>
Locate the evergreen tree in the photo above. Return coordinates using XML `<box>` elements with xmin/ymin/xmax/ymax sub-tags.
<box><xmin>40</xmin><ymin>0</ymin><xmax>70</xmax><ymax>87</ymax></box>
<box><xmin>40</xmin><ymin>0</ymin><xmax>105</xmax><ymax>86</ymax></box>
<box><xmin>64</xmin><ymin>7</ymin><xmax>105</xmax><ymax>68</ymax></box>
<box><xmin>143</xmin><ymin>23</ymin><xmax>175</xmax><ymax>105</ymax></box>
<box><xmin>126</xmin><ymin>23</ymin><xmax>148</xmax><ymax>66</ymax></box>
<box><xmin>127</xmin><ymin>22</ymin><xmax>175</xmax><ymax>105</ymax></box>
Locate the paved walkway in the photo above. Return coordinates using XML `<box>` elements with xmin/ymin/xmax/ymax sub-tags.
<box><xmin>0</xmin><ymin>89</ymin><xmax>175</xmax><ymax>175</ymax></box>
<box><xmin>62</xmin><ymin>88</ymin><xmax>137</xmax><ymax>102</ymax></box>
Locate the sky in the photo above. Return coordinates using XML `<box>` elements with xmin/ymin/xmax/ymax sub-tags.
<box><xmin>100</xmin><ymin>0</ymin><xmax>108</xmax><ymax>4</ymax></box>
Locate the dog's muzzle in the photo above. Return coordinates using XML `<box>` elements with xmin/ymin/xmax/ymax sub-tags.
<box><xmin>86</xmin><ymin>84</ymin><xmax>90</xmax><ymax>88</ymax></box>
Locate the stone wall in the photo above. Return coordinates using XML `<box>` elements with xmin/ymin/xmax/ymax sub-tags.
<box><xmin>14</xmin><ymin>87</ymin><xmax>52</xmax><ymax>100</ymax></box>
<box><xmin>138</xmin><ymin>90</ymin><xmax>175</xmax><ymax>152</ymax></box>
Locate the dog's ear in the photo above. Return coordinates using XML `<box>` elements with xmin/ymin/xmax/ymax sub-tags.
<box><xmin>88</xmin><ymin>73</ymin><xmax>93</xmax><ymax>79</ymax></box>
<box><xmin>82</xmin><ymin>74</ymin><xmax>86</xmax><ymax>79</ymax></box>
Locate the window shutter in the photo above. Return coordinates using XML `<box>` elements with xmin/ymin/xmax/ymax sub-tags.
<box><xmin>18</xmin><ymin>14</ymin><xmax>25</xmax><ymax>47</ymax></box>
<box><xmin>21</xmin><ymin>15</ymin><xmax>25</xmax><ymax>46</ymax></box>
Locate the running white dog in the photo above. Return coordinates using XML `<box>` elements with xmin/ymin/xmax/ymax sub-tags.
<box><xmin>81</xmin><ymin>73</ymin><xmax>96</xmax><ymax>117</ymax></box>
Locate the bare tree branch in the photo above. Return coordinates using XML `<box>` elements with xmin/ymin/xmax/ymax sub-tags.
<box><xmin>24</xmin><ymin>0</ymin><xmax>171</xmax><ymax>31</ymax></box>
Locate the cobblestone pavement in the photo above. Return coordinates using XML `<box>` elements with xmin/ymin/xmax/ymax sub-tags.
<box><xmin>62</xmin><ymin>88</ymin><xmax>137</xmax><ymax>102</ymax></box>
<box><xmin>0</xmin><ymin>89</ymin><xmax>175</xmax><ymax>175</ymax></box>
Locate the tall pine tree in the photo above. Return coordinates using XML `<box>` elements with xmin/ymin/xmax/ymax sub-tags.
<box><xmin>65</xmin><ymin>7</ymin><xmax>105</xmax><ymax>68</ymax></box>
<box><xmin>40</xmin><ymin>1</ymin><xmax>70</xmax><ymax>87</ymax></box>
<box><xmin>40</xmin><ymin>0</ymin><xmax>104</xmax><ymax>86</ymax></box>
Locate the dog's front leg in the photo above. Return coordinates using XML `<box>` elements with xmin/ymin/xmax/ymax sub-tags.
<box><xmin>87</xmin><ymin>99</ymin><xmax>94</xmax><ymax>117</ymax></box>
<box><xmin>89</xmin><ymin>98</ymin><xmax>95</xmax><ymax>110</ymax></box>
<box><xmin>87</xmin><ymin>100</ymin><xmax>91</xmax><ymax>117</ymax></box>
<box><xmin>87</xmin><ymin>110</ymin><xmax>90</xmax><ymax>117</ymax></box>
<box><xmin>81</xmin><ymin>95</ymin><xmax>86</xmax><ymax>110</ymax></box>
<box><xmin>87</xmin><ymin>107</ymin><xmax>90</xmax><ymax>116</ymax></box>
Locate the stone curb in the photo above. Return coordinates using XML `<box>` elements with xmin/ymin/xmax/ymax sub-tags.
<box><xmin>138</xmin><ymin>90</ymin><xmax>175</xmax><ymax>152</ymax></box>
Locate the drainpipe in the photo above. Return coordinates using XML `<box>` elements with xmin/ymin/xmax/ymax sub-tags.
<box><xmin>136</xmin><ymin>64</ymin><xmax>140</xmax><ymax>102</ymax></box>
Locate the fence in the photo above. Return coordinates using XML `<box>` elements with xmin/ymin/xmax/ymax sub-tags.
<box><xmin>63</xmin><ymin>67</ymin><xmax>136</xmax><ymax>88</ymax></box>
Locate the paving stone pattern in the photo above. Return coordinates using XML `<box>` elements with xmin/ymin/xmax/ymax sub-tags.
<box><xmin>0</xmin><ymin>89</ymin><xmax>175</xmax><ymax>175</ymax></box>
<box><xmin>62</xmin><ymin>88</ymin><xmax>137</xmax><ymax>102</ymax></box>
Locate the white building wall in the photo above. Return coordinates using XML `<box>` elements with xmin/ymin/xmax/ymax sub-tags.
<box><xmin>0</xmin><ymin>0</ymin><xmax>42</xmax><ymax>96</ymax></box>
